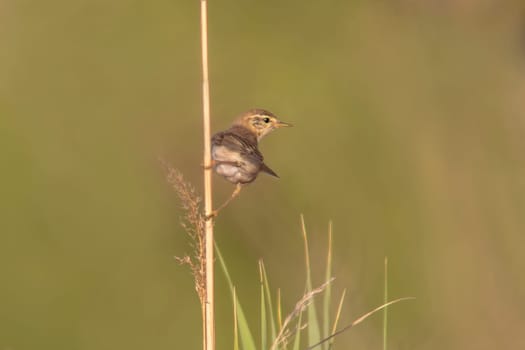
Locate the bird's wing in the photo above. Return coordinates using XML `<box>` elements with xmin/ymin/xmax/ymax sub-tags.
<box><xmin>212</xmin><ymin>131</ymin><xmax>264</xmax><ymax>162</ymax></box>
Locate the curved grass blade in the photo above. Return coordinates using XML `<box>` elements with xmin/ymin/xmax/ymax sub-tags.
<box><xmin>215</xmin><ymin>241</ymin><xmax>257</xmax><ymax>350</ymax></box>
<box><xmin>306</xmin><ymin>297</ymin><xmax>415</xmax><ymax>350</ymax></box>
<box><xmin>259</xmin><ymin>261</ymin><xmax>267</xmax><ymax>350</ymax></box>
<box><xmin>383</xmin><ymin>257</ymin><xmax>388</xmax><ymax>350</ymax></box>
<box><xmin>292</xmin><ymin>308</ymin><xmax>304</xmax><ymax>350</ymax></box>
<box><xmin>234</xmin><ymin>287</ymin><xmax>239</xmax><ymax>350</ymax></box>
<box><xmin>261</xmin><ymin>261</ymin><xmax>278</xmax><ymax>342</ymax></box>
<box><xmin>322</xmin><ymin>221</ymin><xmax>333</xmax><ymax>349</ymax></box>
<box><xmin>328</xmin><ymin>289</ymin><xmax>346</xmax><ymax>350</ymax></box>
<box><xmin>301</xmin><ymin>215</ymin><xmax>321</xmax><ymax>347</ymax></box>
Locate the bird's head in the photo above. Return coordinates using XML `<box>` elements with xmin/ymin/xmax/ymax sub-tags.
<box><xmin>234</xmin><ymin>109</ymin><xmax>292</xmax><ymax>141</ymax></box>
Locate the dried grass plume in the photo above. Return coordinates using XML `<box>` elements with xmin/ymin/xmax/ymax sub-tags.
<box><xmin>270</xmin><ymin>279</ymin><xmax>335</xmax><ymax>350</ymax></box>
<box><xmin>163</xmin><ymin>162</ymin><xmax>206</xmax><ymax>305</ymax></box>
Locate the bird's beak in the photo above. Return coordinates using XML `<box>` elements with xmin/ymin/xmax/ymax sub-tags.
<box><xmin>275</xmin><ymin>120</ymin><xmax>293</xmax><ymax>128</ymax></box>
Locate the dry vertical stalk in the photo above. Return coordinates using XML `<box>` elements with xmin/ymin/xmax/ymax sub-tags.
<box><xmin>165</xmin><ymin>0</ymin><xmax>214</xmax><ymax>348</ymax></box>
<box><xmin>200</xmin><ymin>0</ymin><xmax>215</xmax><ymax>349</ymax></box>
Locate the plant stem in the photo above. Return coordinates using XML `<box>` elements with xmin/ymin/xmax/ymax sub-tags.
<box><xmin>383</xmin><ymin>257</ymin><xmax>388</xmax><ymax>350</ymax></box>
<box><xmin>200</xmin><ymin>0</ymin><xmax>214</xmax><ymax>350</ymax></box>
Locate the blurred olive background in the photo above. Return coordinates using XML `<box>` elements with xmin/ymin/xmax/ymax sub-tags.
<box><xmin>2</xmin><ymin>0</ymin><xmax>525</xmax><ymax>349</ymax></box>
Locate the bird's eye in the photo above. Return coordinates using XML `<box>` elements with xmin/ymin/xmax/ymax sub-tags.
<box><xmin>263</xmin><ymin>117</ymin><xmax>270</xmax><ymax>123</ymax></box>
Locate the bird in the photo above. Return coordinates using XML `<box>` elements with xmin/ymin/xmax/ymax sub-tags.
<box><xmin>207</xmin><ymin>108</ymin><xmax>292</xmax><ymax>218</ymax></box>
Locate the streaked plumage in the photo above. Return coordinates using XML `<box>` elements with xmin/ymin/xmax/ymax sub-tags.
<box><xmin>206</xmin><ymin>109</ymin><xmax>291</xmax><ymax>218</ymax></box>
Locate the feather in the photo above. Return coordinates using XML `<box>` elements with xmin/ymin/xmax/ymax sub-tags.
<box><xmin>260</xmin><ymin>163</ymin><xmax>279</xmax><ymax>178</ymax></box>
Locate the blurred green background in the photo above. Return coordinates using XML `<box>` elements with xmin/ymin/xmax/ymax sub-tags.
<box><xmin>2</xmin><ymin>0</ymin><xmax>525</xmax><ymax>349</ymax></box>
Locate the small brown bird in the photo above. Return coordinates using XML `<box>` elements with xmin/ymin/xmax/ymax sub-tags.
<box><xmin>208</xmin><ymin>109</ymin><xmax>292</xmax><ymax>217</ymax></box>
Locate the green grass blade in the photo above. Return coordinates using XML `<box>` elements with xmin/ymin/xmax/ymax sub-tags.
<box><xmin>383</xmin><ymin>257</ymin><xmax>388</xmax><ymax>350</ymax></box>
<box><xmin>261</xmin><ymin>261</ymin><xmax>277</xmax><ymax>342</ymax></box>
<box><xmin>322</xmin><ymin>221</ymin><xmax>333</xmax><ymax>349</ymax></box>
<box><xmin>329</xmin><ymin>289</ymin><xmax>346</xmax><ymax>349</ymax></box>
<box><xmin>301</xmin><ymin>215</ymin><xmax>321</xmax><ymax>347</ymax></box>
<box><xmin>234</xmin><ymin>287</ymin><xmax>239</xmax><ymax>350</ymax></box>
<box><xmin>259</xmin><ymin>261</ymin><xmax>267</xmax><ymax>350</ymax></box>
<box><xmin>292</xmin><ymin>308</ymin><xmax>304</xmax><ymax>350</ymax></box>
<box><xmin>277</xmin><ymin>288</ymin><xmax>282</xmax><ymax>330</ymax></box>
<box><xmin>215</xmin><ymin>241</ymin><xmax>257</xmax><ymax>350</ymax></box>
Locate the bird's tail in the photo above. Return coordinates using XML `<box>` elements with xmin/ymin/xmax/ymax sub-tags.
<box><xmin>260</xmin><ymin>163</ymin><xmax>279</xmax><ymax>178</ymax></box>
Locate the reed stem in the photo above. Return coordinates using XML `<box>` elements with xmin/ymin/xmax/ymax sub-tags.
<box><xmin>200</xmin><ymin>0</ymin><xmax>214</xmax><ymax>349</ymax></box>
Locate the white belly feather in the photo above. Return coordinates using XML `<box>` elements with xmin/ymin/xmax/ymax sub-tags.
<box><xmin>212</xmin><ymin>144</ymin><xmax>259</xmax><ymax>183</ymax></box>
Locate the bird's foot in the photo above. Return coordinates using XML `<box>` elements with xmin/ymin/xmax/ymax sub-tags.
<box><xmin>204</xmin><ymin>184</ymin><xmax>243</xmax><ymax>220</ymax></box>
<box><xmin>202</xmin><ymin>159</ymin><xmax>216</xmax><ymax>170</ymax></box>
